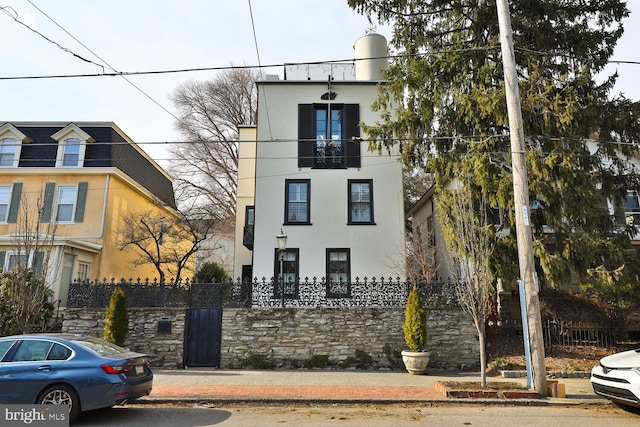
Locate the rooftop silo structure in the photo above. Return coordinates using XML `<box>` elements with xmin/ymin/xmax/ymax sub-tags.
<box><xmin>353</xmin><ymin>33</ymin><xmax>389</xmax><ymax>81</ymax></box>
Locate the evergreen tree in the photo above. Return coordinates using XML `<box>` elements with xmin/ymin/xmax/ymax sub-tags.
<box><xmin>349</xmin><ymin>0</ymin><xmax>640</xmax><ymax>291</ymax></box>
<box><xmin>403</xmin><ymin>285</ymin><xmax>427</xmax><ymax>351</ymax></box>
<box><xmin>104</xmin><ymin>289</ymin><xmax>129</xmax><ymax>347</ymax></box>
<box><xmin>195</xmin><ymin>261</ymin><xmax>229</xmax><ymax>283</ymax></box>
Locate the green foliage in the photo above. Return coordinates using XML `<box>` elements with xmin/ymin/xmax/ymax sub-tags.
<box><xmin>104</xmin><ymin>289</ymin><xmax>129</xmax><ymax>346</ymax></box>
<box><xmin>340</xmin><ymin>349</ymin><xmax>376</xmax><ymax>370</ymax></box>
<box><xmin>348</xmin><ymin>0</ymin><xmax>640</xmax><ymax>293</ymax></box>
<box><xmin>403</xmin><ymin>285</ymin><xmax>427</xmax><ymax>351</ymax></box>
<box><xmin>0</xmin><ymin>271</ymin><xmax>19</xmax><ymax>335</ymax></box>
<box><xmin>243</xmin><ymin>354</ymin><xmax>275</xmax><ymax>369</ymax></box>
<box><xmin>580</xmin><ymin>264</ymin><xmax>640</xmax><ymax>339</ymax></box>
<box><xmin>303</xmin><ymin>354</ymin><xmax>332</xmax><ymax>369</ymax></box>
<box><xmin>353</xmin><ymin>349</ymin><xmax>374</xmax><ymax>370</ymax></box>
<box><xmin>30</xmin><ymin>297</ymin><xmax>55</xmax><ymax>333</ymax></box>
<box><xmin>195</xmin><ymin>261</ymin><xmax>229</xmax><ymax>283</ymax></box>
<box><xmin>0</xmin><ymin>269</ymin><xmax>53</xmax><ymax>335</ymax></box>
<box><xmin>195</xmin><ymin>261</ymin><xmax>233</xmax><ymax>304</ymax></box>
<box><xmin>382</xmin><ymin>343</ymin><xmax>403</xmax><ymax>369</ymax></box>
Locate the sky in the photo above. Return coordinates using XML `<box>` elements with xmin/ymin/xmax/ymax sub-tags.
<box><xmin>1</xmin><ymin>0</ymin><xmax>640</xmax><ymax>168</ymax></box>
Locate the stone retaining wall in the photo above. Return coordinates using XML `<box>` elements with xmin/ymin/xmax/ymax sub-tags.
<box><xmin>61</xmin><ymin>308</ymin><xmax>186</xmax><ymax>369</ymax></box>
<box><xmin>61</xmin><ymin>307</ymin><xmax>479</xmax><ymax>371</ymax></box>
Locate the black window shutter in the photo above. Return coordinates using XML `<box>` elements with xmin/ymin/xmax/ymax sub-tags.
<box><xmin>7</xmin><ymin>182</ymin><xmax>22</xmax><ymax>223</ymax></box>
<box><xmin>33</xmin><ymin>251</ymin><xmax>44</xmax><ymax>278</ymax></box>
<box><xmin>74</xmin><ymin>182</ymin><xmax>88</xmax><ymax>222</ymax></box>
<box><xmin>344</xmin><ymin>104</ymin><xmax>361</xmax><ymax>168</ymax></box>
<box><xmin>41</xmin><ymin>182</ymin><xmax>55</xmax><ymax>222</ymax></box>
<box><xmin>298</xmin><ymin>104</ymin><xmax>314</xmax><ymax>167</ymax></box>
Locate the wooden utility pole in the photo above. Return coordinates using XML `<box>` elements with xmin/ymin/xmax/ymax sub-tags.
<box><xmin>495</xmin><ymin>0</ymin><xmax>548</xmax><ymax>396</ymax></box>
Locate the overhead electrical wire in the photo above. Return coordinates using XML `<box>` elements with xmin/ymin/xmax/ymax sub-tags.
<box><xmin>247</xmin><ymin>0</ymin><xmax>273</xmax><ymax>141</ymax></box>
<box><xmin>5</xmin><ymin>2</ymin><xmax>180</xmax><ymax>122</ymax></box>
<box><xmin>0</xmin><ymin>5</ymin><xmax>105</xmax><ymax>69</ymax></box>
<box><xmin>0</xmin><ymin>53</ymin><xmax>469</xmax><ymax>80</ymax></box>
<box><xmin>2</xmin><ymin>3</ymin><xmax>638</xmax><ymax>164</ymax></box>
<box><xmin>2</xmin><ymin>136</ymin><xmax>635</xmax><ymax>165</ymax></box>
<box><xmin>1</xmin><ymin>47</ymin><xmax>638</xmax><ymax>82</ymax></box>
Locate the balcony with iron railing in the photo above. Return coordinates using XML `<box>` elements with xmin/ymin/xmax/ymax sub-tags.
<box><xmin>242</xmin><ymin>224</ymin><xmax>254</xmax><ymax>250</ymax></box>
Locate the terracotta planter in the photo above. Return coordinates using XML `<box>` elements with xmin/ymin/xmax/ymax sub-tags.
<box><xmin>401</xmin><ymin>350</ymin><xmax>431</xmax><ymax>375</ymax></box>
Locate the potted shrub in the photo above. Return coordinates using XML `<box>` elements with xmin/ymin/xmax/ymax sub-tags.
<box><xmin>401</xmin><ymin>284</ymin><xmax>430</xmax><ymax>374</ymax></box>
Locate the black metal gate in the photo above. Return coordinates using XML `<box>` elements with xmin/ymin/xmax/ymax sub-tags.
<box><xmin>182</xmin><ymin>283</ymin><xmax>224</xmax><ymax>368</ymax></box>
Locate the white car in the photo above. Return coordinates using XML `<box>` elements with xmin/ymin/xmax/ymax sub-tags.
<box><xmin>591</xmin><ymin>348</ymin><xmax>640</xmax><ymax>408</ymax></box>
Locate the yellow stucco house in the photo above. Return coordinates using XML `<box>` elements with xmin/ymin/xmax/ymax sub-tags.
<box><xmin>0</xmin><ymin>121</ymin><xmax>186</xmax><ymax>306</ymax></box>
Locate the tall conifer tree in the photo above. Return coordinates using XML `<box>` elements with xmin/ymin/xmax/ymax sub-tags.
<box><xmin>348</xmin><ymin>0</ymin><xmax>640</xmax><ymax>291</ymax></box>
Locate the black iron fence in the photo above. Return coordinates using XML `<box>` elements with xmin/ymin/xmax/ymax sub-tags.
<box><xmin>496</xmin><ymin>319</ymin><xmax>620</xmax><ymax>349</ymax></box>
<box><xmin>65</xmin><ymin>277</ymin><xmax>460</xmax><ymax>309</ymax></box>
<box><xmin>543</xmin><ymin>320</ymin><xmax>618</xmax><ymax>348</ymax></box>
<box><xmin>65</xmin><ymin>278</ymin><xmax>636</xmax><ymax>348</ymax></box>
<box><xmin>67</xmin><ymin>278</ymin><xmax>190</xmax><ymax>308</ymax></box>
<box><xmin>251</xmin><ymin>277</ymin><xmax>460</xmax><ymax>308</ymax></box>
<box><xmin>65</xmin><ymin>278</ymin><xmax>252</xmax><ymax>309</ymax></box>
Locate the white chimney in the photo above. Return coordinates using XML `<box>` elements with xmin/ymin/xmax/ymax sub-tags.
<box><xmin>353</xmin><ymin>33</ymin><xmax>388</xmax><ymax>81</ymax></box>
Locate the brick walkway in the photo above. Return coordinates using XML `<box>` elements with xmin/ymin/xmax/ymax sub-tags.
<box><xmin>150</xmin><ymin>385</ymin><xmax>443</xmax><ymax>400</ymax></box>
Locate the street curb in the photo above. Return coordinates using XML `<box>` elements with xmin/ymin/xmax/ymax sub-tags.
<box><xmin>500</xmin><ymin>370</ymin><xmax>592</xmax><ymax>379</ymax></box>
<box><xmin>134</xmin><ymin>397</ymin><xmax>610</xmax><ymax>407</ymax></box>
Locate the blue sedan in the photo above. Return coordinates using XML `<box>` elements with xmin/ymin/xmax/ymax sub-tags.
<box><xmin>0</xmin><ymin>334</ymin><xmax>153</xmax><ymax>422</ymax></box>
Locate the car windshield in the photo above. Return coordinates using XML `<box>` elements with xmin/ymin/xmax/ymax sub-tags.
<box><xmin>71</xmin><ymin>337</ymin><xmax>128</xmax><ymax>356</ymax></box>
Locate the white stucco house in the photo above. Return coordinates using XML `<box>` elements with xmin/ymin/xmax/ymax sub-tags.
<box><xmin>233</xmin><ymin>34</ymin><xmax>406</xmax><ymax>305</ymax></box>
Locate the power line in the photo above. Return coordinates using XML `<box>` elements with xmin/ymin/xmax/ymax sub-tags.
<box><xmin>2</xmin><ymin>45</ymin><xmax>639</xmax><ymax>81</ymax></box>
<box><xmin>247</xmin><ymin>0</ymin><xmax>273</xmax><ymax>141</ymax></box>
<box><xmin>0</xmin><ymin>47</ymin><xmax>504</xmax><ymax>81</ymax></box>
<box><xmin>22</xmin><ymin>0</ymin><xmax>180</xmax><ymax>123</ymax></box>
<box><xmin>1</xmin><ymin>133</ymin><xmax>637</xmax><ymax>150</ymax></box>
<box><xmin>0</xmin><ymin>5</ymin><xmax>106</xmax><ymax>69</ymax></box>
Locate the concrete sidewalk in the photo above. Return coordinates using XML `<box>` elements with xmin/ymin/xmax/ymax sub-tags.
<box><xmin>139</xmin><ymin>369</ymin><xmax>607</xmax><ymax>406</ymax></box>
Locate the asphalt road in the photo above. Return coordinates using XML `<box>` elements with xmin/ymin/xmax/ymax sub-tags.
<box><xmin>73</xmin><ymin>402</ymin><xmax>640</xmax><ymax>427</ymax></box>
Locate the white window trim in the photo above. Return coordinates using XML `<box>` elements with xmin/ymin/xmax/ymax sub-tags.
<box><xmin>4</xmin><ymin>251</ymin><xmax>31</xmax><ymax>271</ymax></box>
<box><xmin>77</xmin><ymin>261</ymin><xmax>91</xmax><ymax>280</ymax></box>
<box><xmin>51</xmin><ymin>124</ymin><xmax>94</xmax><ymax>168</ymax></box>
<box><xmin>0</xmin><ymin>185</ymin><xmax>12</xmax><ymax>223</ymax></box>
<box><xmin>4</xmin><ymin>251</ymin><xmax>46</xmax><ymax>278</ymax></box>
<box><xmin>0</xmin><ymin>123</ymin><xmax>29</xmax><ymax>168</ymax></box>
<box><xmin>55</xmin><ymin>185</ymin><xmax>78</xmax><ymax>223</ymax></box>
<box><xmin>58</xmin><ymin>138</ymin><xmax>85</xmax><ymax>167</ymax></box>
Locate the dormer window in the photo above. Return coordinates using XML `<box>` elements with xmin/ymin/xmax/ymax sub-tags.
<box><xmin>0</xmin><ymin>139</ymin><xmax>17</xmax><ymax>166</ymax></box>
<box><xmin>0</xmin><ymin>123</ymin><xmax>29</xmax><ymax>168</ymax></box>
<box><xmin>61</xmin><ymin>139</ymin><xmax>82</xmax><ymax>166</ymax></box>
<box><xmin>51</xmin><ymin>124</ymin><xmax>94</xmax><ymax>168</ymax></box>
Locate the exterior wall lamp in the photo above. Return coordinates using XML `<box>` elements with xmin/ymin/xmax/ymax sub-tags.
<box><xmin>276</xmin><ymin>228</ymin><xmax>288</xmax><ymax>307</ymax></box>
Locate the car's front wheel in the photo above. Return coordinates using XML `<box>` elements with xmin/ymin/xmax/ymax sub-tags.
<box><xmin>38</xmin><ymin>384</ymin><xmax>80</xmax><ymax>423</ymax></box>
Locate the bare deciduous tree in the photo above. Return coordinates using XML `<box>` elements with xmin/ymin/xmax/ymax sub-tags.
<box><xmin>170</xmin><ymin>67</ymin><xmax>260</xmax><ymax>223</ymax></box>
<box><xmin>115</xmin><ymin>205</ymin><xmax>214</xmax><ymax>283</ymax></box>
<box><xmin>403</xmin><ymin>227</ymin><xmax>438</xmax><ymax>284</ymax></box>
<box><xmin>437</xmin><ymin>180</ymin><xmax>496</xmax><ymax>387</ymax></box>
<box><xmin>0</xmin><ymin>186</ymin><xmax>58</xmax><ymax>334</ymax></box>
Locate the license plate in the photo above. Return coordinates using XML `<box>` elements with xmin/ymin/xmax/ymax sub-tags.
<box><xmin>135</xmin><ymin>365</ymin><xmax>144</xmax><ymax>375</ymax></box>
